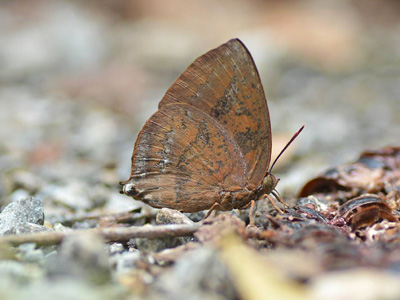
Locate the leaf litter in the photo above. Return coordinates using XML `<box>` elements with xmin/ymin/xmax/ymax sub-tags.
<box><xmin>1</xmin><ymin>146</ymin><xmax>400</xmax><ymax>299</ymax></box>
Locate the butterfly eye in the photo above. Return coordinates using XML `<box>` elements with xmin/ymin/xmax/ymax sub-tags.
<box><xmin>123</xmin><ymin>183</ymin><xmax>139</xmax><ymax>197</ymax></box>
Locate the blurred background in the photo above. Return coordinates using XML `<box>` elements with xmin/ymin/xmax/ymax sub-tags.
<box><xmin>1</xmin><ymin>0</ymin><xmax>400</xmax><ymax>211</ymax></box>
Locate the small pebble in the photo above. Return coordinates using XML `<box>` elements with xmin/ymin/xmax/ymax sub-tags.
<box><xmin>0</xmin><ymin>197</ymin><xmax>45</xmax><ymax>235</ymax></box>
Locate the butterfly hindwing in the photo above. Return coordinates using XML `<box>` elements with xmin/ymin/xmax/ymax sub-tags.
<box><xmin>126</xmin><ymin>103</ymin><xmax>248</xmax><ymax>212</ymax></box>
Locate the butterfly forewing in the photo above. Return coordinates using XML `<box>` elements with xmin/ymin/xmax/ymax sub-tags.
<box><xmin>127</xmin><ymin>103</ymin><xmax>248</xmax><ymax>212</ymax></box>
<box><xmin>159</xmin><ymin>39</ymin><xmax>272</xmax><ymax>186</ymax></box>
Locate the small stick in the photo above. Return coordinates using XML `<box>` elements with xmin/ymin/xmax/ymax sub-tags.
<box><xmin>0</xmin><ymin>223</ymin><xmax>202</xmax><ymax>247</ymax></box>
<box><xmin>51</xmin><ymin>210</ymin><xmax>147</xmax><ymax>226</ymax></box>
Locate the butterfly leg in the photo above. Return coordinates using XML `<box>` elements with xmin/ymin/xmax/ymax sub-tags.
<box><xmin>202</xmin><ymin>202</ymin><xmax>222</xmax><ymax>220</ymax></box>
<box><xmin>271</xmin><ymin>190</ymin><xmax>289</xmax><ymax>212</ymax></box>
<box><xmin>241</xmin><ymin>200</ymin><xmax>256</xmax><ymax>226</ymax></box>
<box><xmin>248</xmin><ymin>200</ymin><xmax>256</xmax><ymax>227</ymax></box>
<box><xmin>264</xmin><ymin>194</ymin><xmax>284</xmax><ymax>214</ymax></box>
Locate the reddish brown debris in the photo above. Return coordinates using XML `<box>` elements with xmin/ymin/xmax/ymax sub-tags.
<box><xmin>299</xmin><ymin>146</ymin><xmax>400</xmax><ymax>202</ymax></box>
<box><xmin>194</xmin><ymin>214</ymin><xmax>246</xmax><ymax>244</ymax></box>
<box><xmin>295</xmin><ymin>147</ymin><xmax>400</xmax><ymax>238</ymax></box>
<box><xmin>339</xmin><ymin>194</ymin><xmax>398</xmax><ymax>231</ymax></box>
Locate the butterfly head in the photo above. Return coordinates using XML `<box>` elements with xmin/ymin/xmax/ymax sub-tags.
<box><xmin>261</xmin><ymin>173</ymin><xmax>279</xmax><ymax>195</ymax></box>
<box><xmin>120</xmin><ymin>182</ymin><xmax>139</xmax><ymax>197</ymax></box>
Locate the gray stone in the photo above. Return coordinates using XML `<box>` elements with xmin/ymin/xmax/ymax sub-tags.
<box><xmin>37</xmin><ymin>182</ymin><xmax>92</xmax><ymax>211</ymax></box>
<box><xmin>9</xmin><ymin>170</ymin><xmax>44</xmax><ymax>194</ymax></box>
<box><xmin>133</xmin><ymin>236</ymin><xmax>182</xmax><ymax>253</ymax></box>
<box><xmin>0</xmin><ymin>277</ymin><xmax>126</xmax><ymax>300</ymax></box>
<box><xmin>130</xmin><ymin>208</ymin><xmax>197</xmax><ymax>252</ymax></box>
<box><xmin>110</xmin><ymin>249</ymin><xmax>141</xmax><ymax>274</ymax></box>
<box><xmin>45</xmin><ymin>233</ymin><xmax>111</xmax><ymax>284</ymax></box>
<box><xmin>13</xmin><ymin>223</ymin><xmax>52</xmax><ymax>235</ymax></box>
<box><xmin>0</xmin><ymin>197</ymin><xmax>45</xmax><ymax>235</ymax></box>
<box><xmin>156</xmin><ymin>208</ymin><xmax>194</xmax><ymax>225</ymax></box>
<box><xmin>0</xmin><ymin>260</ymin><xmax>44</xmax><ymax>284</ymax></box>
<box><xmin>107</xmin><ymin>242</ymin><xmax>125</xmax><ymax>255</ymax></box>
<box><xmin>8</xmin><ymin>189</ymin><xmax>30</xmax><ymax>203</ymax></box>
<box><xmin>17</xmin><ymin>244</ymin><xmax>43</xmax><ymax>262</ymax></box>
<box><xmin>153</xmin><ymin>246</ymin><xmax>237</xmax><ymax>300</ymax></box>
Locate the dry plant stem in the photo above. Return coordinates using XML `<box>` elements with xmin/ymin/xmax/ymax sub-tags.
<box><xmin>0</xmin><ymin>223</ymin><xmax>202</xmax><ymax>247</ymax></box>
<box><xmin>55</xmin><ymin>210</ymin><xmax>146</xmax><ymax>225</ymax></box>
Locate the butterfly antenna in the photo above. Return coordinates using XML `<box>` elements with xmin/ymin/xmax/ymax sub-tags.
<box><xmin>268</xmin><ymin>125</ymin><xmax>304</xmax><ymax>173</ymax></box>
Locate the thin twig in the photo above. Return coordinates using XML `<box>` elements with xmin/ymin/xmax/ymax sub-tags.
<box><xmin>49</xmin><ymin>210</ymin><xmax>149</xmax><ymax>226</ymax></box>
<box><xmin>0</xmin><ymin>223</ymin><xmax>202</xmax><ymax>247</ymax></box>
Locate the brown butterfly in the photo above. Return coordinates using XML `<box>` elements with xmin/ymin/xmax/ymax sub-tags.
<box><xmin>120</xmin><ymin>38</ymin><xmax>302</xmax><ymax>217</ymax></box>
